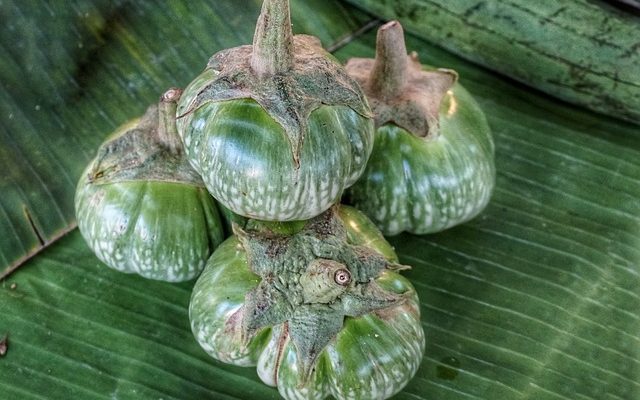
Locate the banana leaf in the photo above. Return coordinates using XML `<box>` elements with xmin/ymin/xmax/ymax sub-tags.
<box><xmin>342</xmin><ymin>0</ymin><xmax>640</xmax><ymax>124</ymax></box>
<box><xmin>1</xmin><ymin>0</ymin><xmax>639</xmax><ymax>399</ymax></box>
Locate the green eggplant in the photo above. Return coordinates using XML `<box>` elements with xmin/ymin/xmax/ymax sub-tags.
<box><xmin>176</xmin><ymin>0</ymin><xmax>374</xmax><ymax>221</ymax></box>
<box><xmin>190</xmin><ymin>205</ymin><xmax>424</xmax><ymax>400</ymax></box>
<box><xmin>75</xmin><ymin>89</ymin><xmax>224</xmax><ymax>282</ymax></box>
<box><xmin>346</xmin><ymin>21</ymin><xmax>495</xmax><ymax>235</ymax></box>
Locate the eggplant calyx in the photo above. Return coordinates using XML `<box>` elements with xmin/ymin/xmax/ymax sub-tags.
<box><xmin>346</xmin><ymin>20</ymin><xmax>458</xmax><ymax>138</ymax></box>
<box><xmin>235</xmin><ymin>206</ymin><xmax>407</xmax><ymax>381</ymax></box>
<box><xmin>88</xmin><ymin>88</ymin><xmax>202</xmax><ymax>186</ymax></box>
<box><xmin>177</xmin><ymin>0</ymin><xmax>371</xmax><ymax>167</ymax></box>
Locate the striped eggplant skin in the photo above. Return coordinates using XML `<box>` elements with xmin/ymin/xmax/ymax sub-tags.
<box><xmin>347</xmin><ymin>81</ymin><xmax>495</xmax><ymax>236</ymax></box>
<box><xmin>75</xmin><ymin>169</ymin><xmax>225</xmax><ymax>282</ymax></box>
<box><xmin>189</xmin><ymin>206</ymin><xmax>424</xmax><ymax>400</ymax></box>
<box><xmin>176</xmin><ymin>92</ymin><xmax>374</xmax><ymax>221</ymax></box>
<box><xmin>175</xmin><ymin>0</ymin><xmax>375</xmax><ymax>221</ymax></box>
<box><xmin>74</xmin><ymin>88</ymin><xmax>226</xmax><ymax>283</ymax></box>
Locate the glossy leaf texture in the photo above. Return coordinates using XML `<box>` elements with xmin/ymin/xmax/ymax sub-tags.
<box><xmin>1</xmin><ymin>1</ymin><xmax>640</xmax><ymax>400</ymax></box>
<box><xmin>342</xmin><ymin>0</ymin><xmax>640</xmax><ymax>124</ymax></box>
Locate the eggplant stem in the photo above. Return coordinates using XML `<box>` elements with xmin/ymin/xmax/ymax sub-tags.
<box><xmin>158</xmin><ymin>88</ymin><xmax>183</xmax><ymax>154</ymax></box>
<box><xmin>368</xmin><ymin>21</ymin><xmax>408</xmax><ymax>99</ymax></box>
<box><xmin>251</xmin><ymin>0</ymin><xmax>294</xmax><ymax>78</ymax></box>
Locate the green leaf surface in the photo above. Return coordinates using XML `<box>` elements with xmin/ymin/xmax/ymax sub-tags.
<box><xmin>1</xmin><ymin>1</ymin><xmax>639</xmax><ymax>400</ymax></box>
<box><xmin>342</xmin><ymin>0</ymin><xmax>640</xmax><ymax>124</ymax></box>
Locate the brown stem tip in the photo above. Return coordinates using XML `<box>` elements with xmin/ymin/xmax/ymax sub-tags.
<box><xmin>369</xmin><ymin>20</ymin><xmax>409</xmax><ymax>99</ymax></box>
<box><xmin>251</xmin><ymin>0</ymin><xmax>294</xmax><ymax>78</ymax></box>
<box><xmin>162</xmin><ymin>87</ymin><xmax>183</xmax><ymax>103</ymax></box>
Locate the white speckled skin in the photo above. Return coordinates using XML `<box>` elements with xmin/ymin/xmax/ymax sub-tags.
<box><xmin>189</xmin><ymin>207</ymin><xmax>424</xmax><ymax>400</ymax></box>
<box><xmin>75</xmin><ymin>166</ymin><xmax>224</xmax><ymax>282</ymax></box>
<box><xmin>176</xmin><ymin>84</ymin><xmax>374</xmax><ymax>222</ymax></box>
<box><xmin>348</xmin><ymin>84</ymin><xmax>495</xmax><ymax>235</ymax></box>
